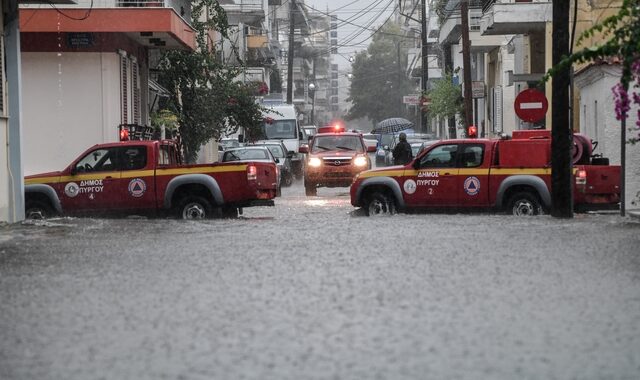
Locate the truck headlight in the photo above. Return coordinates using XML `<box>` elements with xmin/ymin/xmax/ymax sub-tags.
<box><xmin>308</xmin><ymin>157</ymin><xmax>322</xmax><ymax>168</ymax></box>
<box><xmin>354</xmin><ymin>156</ymin><xmax>368</xmax><ymax>167</ymax></box>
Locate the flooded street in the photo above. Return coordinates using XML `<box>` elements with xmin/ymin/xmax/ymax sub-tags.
<box><xmin>1</xmin><ymin>183</ymin><xmax>640</xmax><ymax>379</ymax></box>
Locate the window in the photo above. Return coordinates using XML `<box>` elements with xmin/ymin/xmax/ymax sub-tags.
<box><xmin>331</xmin><ymin>72</ymin><xmax>338</xmax><ymax>79</ymax></box>
<box><xmin>121</xmin><ymin>146</ymin><xmax>147</xmax><ymax>170</ymax></box>
<box><xmin>418</xmin><ymin>144</ymin><xmax>458</xmax><ymax>168</ymax></box>
<box><xmin>159</xmin><ymin>144</ymin><xmax>180</xmax><ymax>166</ymax></box>
<box><xmin>75</xmin><ymin>146</ymin><xmax>147</xmax><ymax>173</ymax></box>
<box><xmin>331</xmin><ymin>88</ymin><xmax>338</xmax><ymax>96</ymax></box>
<box><xmin>75</xmin><ymin>148</ymin><xmax>117</xmax><ymax>173</ymax></box>
<box><xmin>459</xmin><ymin>145</ymin><xmax>483</xmax><ymax>167</ymax></box>
<box><xmin>311</xmin><ymin>136</ymin><xmax>364</xmax><ymax>153</ymax></box>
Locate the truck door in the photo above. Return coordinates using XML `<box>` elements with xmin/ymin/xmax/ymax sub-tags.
<box><xmin>456</xmin><ymin>143</ymin><xmax>490</xmax><ymax>208</ymax></box>
<box><xmin>63</xmin><ymin>147</ymin><xmax>122</xmax><ymax>211</ymax></box>
<box><xmin>403</xmin><ymin>143</ymin><xmax>459</xmax><ymax>207</ymax></box>
<box><xmin>115</xmin><ymin>145</ymin><xmax>157</xmax><ymax>211</ymax></box>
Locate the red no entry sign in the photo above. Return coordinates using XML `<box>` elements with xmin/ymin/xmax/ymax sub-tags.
<box><xmin>514</xmin><ymin>88</ymin><xmax>548</xmax><ymax>123</ymax></box>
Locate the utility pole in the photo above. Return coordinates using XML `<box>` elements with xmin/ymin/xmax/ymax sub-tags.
<box><xmin>421</xmin><ymin>0</ymin><xmax>429</xmax><ymax>132</ymax></box>
<box><xmin>551</xmin><ymin>0</ymin><xmax>573</xmax><ymax>218</ymax></box>
<box><xmin>460</xmin><ymin>0</ymin><xmax>473</xmax><ymax>133</ymax></box>
<box><xmin>286</xmin><ymin>0</ymin><xmax>296</xmax><ymax>104</ymax></box>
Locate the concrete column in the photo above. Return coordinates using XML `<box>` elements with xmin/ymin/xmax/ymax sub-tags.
<box><xmin>2</xmin><ymin>0</ymin><xmax>25</xmax><ymax>223</ymax></box>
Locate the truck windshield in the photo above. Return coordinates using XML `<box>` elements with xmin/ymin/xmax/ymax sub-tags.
<box><xmin>311</xmin><ymin>136</ymin><xmax>364</xmax><ymax>153</ymax></box>
<box><xmin>264</xmin><ymin>120</ymin><xmax>297</xmax><ymax>139</ymax></box>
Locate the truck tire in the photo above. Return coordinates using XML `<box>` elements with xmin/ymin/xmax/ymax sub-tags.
<box><xmin>304</xmin><ymin>180</ymin><xmax>317</xmax><ymax>196</ymax></box>
<box><xmin>365</xmin><ymin>191</ymin><xmax>396</xmax><ymax>216</ymax></box>
<box><xmin>25</xmin><ymin>200</ymin><xmax>54</xmax><ymax>219</ymax></box>
<box><xmin>177</xmin><ymin>195</ymin><xmax>213</xmax><ymax>220</ymax></box>
<box><xmin>506</xmin><ymin>192</ymin><xmax>542</xmax><ymax>216</ymax></box>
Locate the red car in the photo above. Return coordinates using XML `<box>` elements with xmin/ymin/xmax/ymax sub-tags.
<box><xmin>299</xmin><ymin>131</ymin><xmax>376</xmax><ymax>196</ymax></box>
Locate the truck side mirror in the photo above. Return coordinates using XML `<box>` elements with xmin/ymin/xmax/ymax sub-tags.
<box><xmin>299</xmin><ymin>146</ymin><xmax>309</xmax><ymax>154</ymax></box>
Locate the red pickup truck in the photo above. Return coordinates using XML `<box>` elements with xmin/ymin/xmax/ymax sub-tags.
<box><xmin>351</xmin><ymin>130</ymin><xmax>621</xmax><ymax>216</ymax></box>
<box><xmin>24</xmin><ymin>140</ymin><xmax>278</xmax><ymax>219</ymax></box>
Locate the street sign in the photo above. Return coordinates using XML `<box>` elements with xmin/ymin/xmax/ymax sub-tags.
<box><xmin>403</xmin><ymin>95</ymin><xmax>420</xmax><ymax>105</ymax></box>
<box><xmin>472</xmin><ymin>81</ymin><xmax>485</xmax><ymax>98</ymax></box>
<box><xmin>514</xmin><ymin>88</ymin><xmax>548</xmax><ymax>122</ymax></box>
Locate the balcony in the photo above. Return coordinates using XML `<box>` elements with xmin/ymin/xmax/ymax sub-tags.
<box><xmin>20</xmin><ymin>0</ymin><xmax>195</xmax><ymax>50</ymax></box>
<box><xmin>480</xmin><ymin>0</ymin><xmax>551</xmax><ymax>35</ymax></box>
<box><xmin>222</xmin><ymin>0</ymin><xmax>265</xmax><ymax>26</ymax></box>
<box><xmin>438</xmin><ymin>0</ymin><xmax>482</xmax><ymax>45</ymax></box>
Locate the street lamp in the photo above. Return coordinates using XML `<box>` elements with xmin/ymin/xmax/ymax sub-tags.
<box><xmin>308</xmin><ymin>82</ymin><xmax>316</xmax><ymax>126</ymax></box>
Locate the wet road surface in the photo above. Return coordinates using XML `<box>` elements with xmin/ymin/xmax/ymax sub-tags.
<box><xmin>1</xmin><ymin>182</ymin><xmax>640</xmax><ymax>379</ymax></box>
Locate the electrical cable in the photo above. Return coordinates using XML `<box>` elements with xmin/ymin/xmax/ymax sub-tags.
<box><xmin>46</xmin><ymin>0</ymin><xmax>94</xmax><ymax>21</ymax></box>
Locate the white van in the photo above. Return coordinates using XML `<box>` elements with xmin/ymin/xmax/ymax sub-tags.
<box><xmin>259</xmin><ymin>103</ymin><xmax>304</xmax><ymax>179</ymax></box>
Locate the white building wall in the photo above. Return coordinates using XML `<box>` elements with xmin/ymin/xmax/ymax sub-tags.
<box><xmin>500</xmin><ymin>46</ymin><xmax>516</xmax><ymax>134</ymax></box>
<box><xmin>576</xmin><ymin>65</ymin><xmax>640</xmax><ymax>210</ymax></box>
<box><xmin>22</xmin><ymin>52</ymin><xmax>120</xmax><ymax>175</ymax></box>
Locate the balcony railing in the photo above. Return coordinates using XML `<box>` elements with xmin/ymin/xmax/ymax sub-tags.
<box><xmin>440</xmin><ymin>0</ymin><xmax>483</xmax><ymax>17</ymax></box>
<box><xmin>31</xmin><ymin>0</ymin><xmax>192</xmax><ymax>22</ymax></box>
<box><xmin>482</xmin><ymin>0</ymin><xmax>544</xmax><ymax>13</ymax></box>
<box><xmin>223</xmin><ymin>0</ymin><xmax>263</xmax><ymax>13</ymax></box>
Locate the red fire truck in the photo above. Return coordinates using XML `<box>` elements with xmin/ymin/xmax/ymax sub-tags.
<box><xmin>24</xmin><ymin>139</ymin><xmax>278</xmax><ymax>219</ymax></box>
<box><xmin>350</xmin><ymin>130</ymin><xmax>621</xmax><ymax>216</ymax></box>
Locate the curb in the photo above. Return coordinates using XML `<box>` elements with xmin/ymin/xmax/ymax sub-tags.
<box><xmin>627</xmin><ymin>209</ymin><xmax>640</xmax><ymax>219</ymax></box>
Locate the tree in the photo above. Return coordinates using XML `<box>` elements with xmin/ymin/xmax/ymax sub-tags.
<box><xmin>544</xmin><ymin>0</ymin><xmax>640</xmax><ymax>144</ymax></box>
<box><xmin>426</xmin><ymin>72</ymin><xmax>463</xmax><ymax>128</ymax></box>
<box><xmin>157</xmin><ymin>0</ymin><xmax>265</xmax><ymax>162</ymax></box>
<box><xmin>346</xmin><ymin>22</ymin><xmax>415</xmax><ymax>124</ymax></box>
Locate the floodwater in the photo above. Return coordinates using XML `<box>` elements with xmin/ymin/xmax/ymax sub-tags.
<box><xmin>1</xmin><ymin>182</ymin><xmax>639</xmax><ymax>379</ymax></box>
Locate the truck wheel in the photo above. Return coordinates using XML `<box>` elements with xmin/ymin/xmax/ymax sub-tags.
<box><xmin>25</xmin><ymin>200</ymin><xmax>54</xmax><ymax>219</ymax></box>
<box><xmin>507</xmin><ymin>192</ymin><xmax>542</xmax><ymax>216</ymax></box>
<box><xmin>178</xmin><ymin>196</ymin><xmax>213</xmax><ymax>220</ymax></box>
<box><xmin>365</xmin><ymin>192</ymin><xmax>396</xmax><ymax>216</ymax></box>
<box><xmin>304</xmin><ymin>180</ymin><xmax>317</xmax><ymax>196</ymax></box>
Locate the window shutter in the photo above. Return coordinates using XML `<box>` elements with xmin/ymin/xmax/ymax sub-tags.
<box><xmin>0</xmin><ymin>37</ymin><xmax>5</xmax><ymax>116</ymax></box>
<box><xmin>120</xmin><ymin>53</ymin><xmax>128</xmax><ymax>124</ymax></box>
<box><xmin>131</xmin><ymin>57</ymin><xmax>140</xmax><ymax>125</ymax></box>
<box><xmin>495</xmin><ymin>86</ymin><xmax>503</xmax><ymax>133</ymax></box>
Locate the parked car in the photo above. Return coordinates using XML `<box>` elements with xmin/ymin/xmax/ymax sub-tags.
<box><xmin>302</xmin><ymin>125</ymin><xmax>317</xmax><ymax>140</ymax></box>
<box><xmin>248</xmin><ymin>141</ymin><xmax>293</xmax><ymax>187</ymax></box>
<box><xmin>361</xmin><ymin>133</ymin><xmax>378</xmax><ymax>150</ymax></box>
<box><xmin>222</xmin><ymin>146</ymin><xmax>282</xmax><ymax>196</ymax></box>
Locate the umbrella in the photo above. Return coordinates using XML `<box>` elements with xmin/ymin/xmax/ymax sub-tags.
<box><xmin>371</xmin><ymin>117</ymin><xmax>414</xmax><ymax>134</ymax></box>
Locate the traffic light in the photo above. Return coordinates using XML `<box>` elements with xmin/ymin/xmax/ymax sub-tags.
<box><xmin>467</xmin><ymin>125</ymin><xmax>478</xmax><ymax>138</ymax></box>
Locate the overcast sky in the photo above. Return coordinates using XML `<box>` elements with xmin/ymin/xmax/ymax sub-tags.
<box><xmin>304</xmin><ymin>0</ymin><xmax>396</xmax><ymax>69</ymax></box>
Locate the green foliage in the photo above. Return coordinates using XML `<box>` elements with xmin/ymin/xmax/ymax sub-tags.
<box><xmin>346</xmin><ymin>22</ymin><xmax>416</xmax><ymax>124</ymax></box>
<box><xmin>543</xmin><ymin>0</ymin><xmax>640</xmax><ymax>145</ymax></box>
<box><xmin>156</xmin><ymin>0</ymin><xmax>266</xmax><ymax>162</ymax></box>
<box><xmin>426</xmin><ymin>72</ymin><xmax>463</xmax><ymax>122</ymax></box>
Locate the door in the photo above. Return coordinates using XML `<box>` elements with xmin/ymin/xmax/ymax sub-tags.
<box><xmin>115</xmin><ymin>145</ymin><xmax>157</xmax><ymax>211</ymax></box>
<box><xmin>456</xmin><ymin>143</ymin><xmax>491</xmax><ymax>208</ymax></box>
<box><xmin>402</xmin><ymin>143</ymin><xmax>459</xmax><ymax>207</ymax></box>
<box><xmin>62</xmin><ymin>147</ymin><xmax>122</xmax><ymax>211</ymax></box>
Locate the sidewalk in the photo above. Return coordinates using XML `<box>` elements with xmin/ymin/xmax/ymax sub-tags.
<box><xmin>627</xmin><ymin>209</ymin><xmax>640</xmax><ymax>219</ymax></box>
